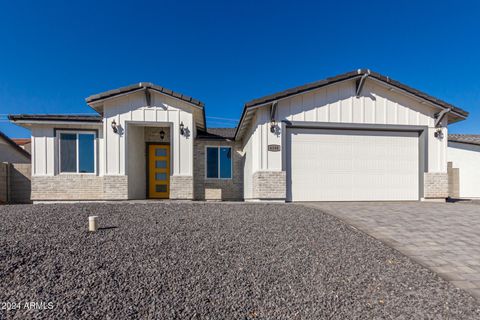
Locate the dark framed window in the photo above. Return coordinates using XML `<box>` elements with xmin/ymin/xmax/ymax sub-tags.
<box><xmin>206</xmin><ymin>146</ymin><xmax>232</xmax><ymax>179</ymax></box>
<box><xmin>59</xmin><ymin>132</ymin><xmax>96</xmax><ymax>173</ymax></box>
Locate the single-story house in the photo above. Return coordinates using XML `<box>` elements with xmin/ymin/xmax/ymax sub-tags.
<box><xmin>9</xmin><ymin>69</ymin><xmax>469</xmax><ymax>202</ymax></box>
<box><xmin>0</xmin><ymin>131</ymin><xmax>31</xmax><ymax>163</ymax></box>
<box><xmin>447</xmin><ymin>134</ymin><xmax>480</xmax><ymax>199</ymax></box>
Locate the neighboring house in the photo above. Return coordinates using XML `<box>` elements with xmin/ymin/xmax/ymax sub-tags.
<box><xmin>9</xmin><ymin>69</ymin><xmax>469</xmax><ymax>202</ymax></box>
<box><xmin>12</xmin><ymin>138</ymin><xmax>31</xmax><ymax>154</ymax></box>
<box><xmin>0</xmin><ymin>131</ymin><xmax>31</xmax><ymax>204</ymax></box>
<box><xmin>447</xmin><ymin>134</ymin><xmax>480</xmax><ymax>198</ymax></box>
<box><xmin>0</xmin><ymin>131</ymin><xmax>31</xmax><ymax>163</ymax></box>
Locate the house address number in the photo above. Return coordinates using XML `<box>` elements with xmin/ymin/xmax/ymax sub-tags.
<box><xmin>268</xmin><ymin>144</ymin><xmax>281</xmax><ymax>152</ymax></box>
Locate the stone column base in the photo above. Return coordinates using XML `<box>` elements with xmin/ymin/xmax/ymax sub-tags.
<box><xmin>103</xmin><ymin>175</ymin><xmax>128</xmax><ymax>200</ymax></box>
<box><xmin>424</xmin><ymin>172</ymin><xmax>448</xmax><ymax>199</ymax></box>
<box><xmin>252</xmin><ymin>171</ymin><xmax>286</xmax><ymax>201</ymax></box>
<box><xmin>170</xmin><ymin>175</ymin><xmax>194</xmax><ymax>200</ymax></box>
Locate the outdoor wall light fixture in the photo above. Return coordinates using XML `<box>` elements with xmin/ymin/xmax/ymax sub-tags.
<box><xmin>159</xmin><ymin>129</ymin><xmax>166</xmax><ymax>140</ymax></box>
<box><xmin>270</xmin><ymin>119</ymin><xmax>277</xmax><ymax>133</ymax></box>
<box><xmin>434</xmin><ymin>128</ymin><xmax>444</xmax><ymax>139</ymax></box>
<box><xmin>180</xmin><ymin>121</ymin><xmax>185</xmax><ymax>135</ymax></box>
<box><xmin>111</xmin><ymin>120</ymin><xmax>118</xmax><ymax>134</ymax></box>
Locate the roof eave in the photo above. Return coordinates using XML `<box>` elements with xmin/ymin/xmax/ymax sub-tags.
<box><xmin>448</xmin><ymin>139</ymin><xmax>480</xmax><ymax>147</ymax></box>
<box><xmin>235</xmin><ymin>69</ymin><xmax>469</xmax><ymax>140</ymax></box>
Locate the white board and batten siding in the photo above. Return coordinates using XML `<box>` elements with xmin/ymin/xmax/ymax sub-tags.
<box><xmin>447</xmin><ymin>142</ymin><xmax>480</xmax><ymax>198</ymax></box>
<box><xmin>102</xmin><ymin>90</ymin><xmax>194</xmax><ymax>177</ymax></box>
<box><xmin>242</xmin><ymin>78</ymin><xmax>448</xmax><ymax>200</ymax></box>
<box><xmin>243</xmin><ymin>78</ymin><xmax>447</xmax><ymax>173</ymax></box>
<box><xmin>30</xmin><ymin>124</ymin><xmax>103</xmax><ymax>176</ymax></box>
<box><xmin>30</xmin><ymin>90</ymin><xmax>196</xmax><ymax>178</ymax></box>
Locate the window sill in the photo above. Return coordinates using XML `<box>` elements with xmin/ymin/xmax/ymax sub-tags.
<box><xmin>57</xmin><ymin>172</ymin><xmax>97</xmax><ymax>176</ymax></box>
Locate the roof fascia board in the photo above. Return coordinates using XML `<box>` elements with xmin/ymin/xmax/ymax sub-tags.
<box><xmin>148</xmin><ymin>88</ymin><xmax>205</xmax><ymax>110</ymax></box>
<box><xmin>448</xmin><ymin>140</ymin><xmax>480</xmax><ymax>147</ymax></box>
<box><xmin>87</xmin><ymin>87</ymin><xmax>206</xmax><ymax>129</ymax></box>
<box><xmin>245</xmin><ymin>75</ymin><xmax>363</xmax><ymax>110</ymax></box>
<box><xmin>87</xmin><ymin>87</ymin><xmax>146</xmax><ymax>107</ymax></box>
<box><xmin>368</xmin><ymin>77</ymin><xmax>466</xmax><ymax>119</ymax></box>
<box><xmin>235</xmin><ymin>73</ymin><xmax>467</xmax><ymax>140</ymax></box>
<box><xmin>88</xmin><ymin>87</ymin><xmax>205</xmax><ymax>111</ymax></box>
<box><xmin>11</xmin><ymin>120</ymin><xmax>103</xmax><ymax>126</ymax></box>
<box><xmin>235</xmin><ymin>76</ymin><xmax>363</xmax><ymax>139</ymax></box>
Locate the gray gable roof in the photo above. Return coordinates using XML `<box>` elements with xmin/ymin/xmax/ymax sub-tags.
<box><xmin>197</xmin><ymin>128</ymin><xmax>236</xmax><ymax>140</ymax></box>
<box><xmin>236</xmin><ymin>69</ymin><xmax>469</xmax><ymax>139</ymax></box>
<box><xmin>244</xmin><ymin>69</ymin><xmax>468</xmax><ymax>117</ymax></box>
<box><xmin>449</xmin><ymin>134</ymin><xmax>480</xmax><ymax>146</ymax></box>
<box><xmin>85</xmin><ymin>82</ymin><xmax>205</xmax><ymax>107</ymax></box>
<box><xmin>9</xmin><ymin>114</ymin><xmax>102</xmax><ymax>123</ymax></box>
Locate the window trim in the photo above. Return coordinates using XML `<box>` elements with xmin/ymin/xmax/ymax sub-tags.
<box><xmin>57</xmin><ymin>130</ymin><xmax>97</xmax><ymax>175</ymax></box>
<box><xmin>205</xmin><ymin>145</ymin><xmax>233</xmax><ymax>180</ymax></box>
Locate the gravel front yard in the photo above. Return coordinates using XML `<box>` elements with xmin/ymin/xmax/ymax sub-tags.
<box><xmin>1</xmin><ymin>202</ymin><xmax>479</xmax><ymax>319</ymax></box>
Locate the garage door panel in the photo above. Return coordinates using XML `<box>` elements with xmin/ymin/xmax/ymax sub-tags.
<box><xmin>287</xmin><ymin>128</ymin><xmax>419</xmax><ymax>201</ymax></box>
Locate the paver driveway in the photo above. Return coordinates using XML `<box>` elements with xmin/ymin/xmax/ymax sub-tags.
<box><xmin>303</xmin><ymin>201</ymin><xmax>480</xmax><ymax>298</ymax></box>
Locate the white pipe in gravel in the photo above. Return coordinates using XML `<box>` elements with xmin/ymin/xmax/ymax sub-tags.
<box><xmin>88</xmin><ymin>216</ymin><xmax>98</xmax><ymax>232</ymax></box>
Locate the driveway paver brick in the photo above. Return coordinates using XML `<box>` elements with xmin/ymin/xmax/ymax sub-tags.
<box><xmin>302</xmin><ymin>201</ymin><xmax>480</xmax><ymax>298</ymax></box>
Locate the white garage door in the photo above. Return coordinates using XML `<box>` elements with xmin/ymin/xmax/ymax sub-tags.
<box><xmin>287</xmin><ymin>128</ymin><xmax>419</xmax><ymax>201</ymax></box>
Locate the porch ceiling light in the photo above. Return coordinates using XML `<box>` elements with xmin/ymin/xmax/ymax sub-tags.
<box><xmin>180</xmin><ymin>121</ymin><xmax>185</xmax><ymax>135</ymax></box>
<box><xmin>111</xmin><ymin>120</ymin><xmax>118</xmax><ymax>134</ymax></box>
<box><xmin>160</xmin><ymin>129</ymin><xmax>166</xmax><ymax>140</ymax></box>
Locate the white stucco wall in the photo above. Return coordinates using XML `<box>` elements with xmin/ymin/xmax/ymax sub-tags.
<box><xmin>242</xmin><ymin>78</ymin><xmax>449</xmax><ymax>182</ymax></box>
<box><xmin>447</xmin><ymin>142</ymin><xmax>480</xmax><ymax>198</ymax></box>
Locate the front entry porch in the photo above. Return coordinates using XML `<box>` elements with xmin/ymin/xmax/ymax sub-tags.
<box><xmin>127</xmin><ymin>124</ymin><xmax>173</xmax><ymax>200</ymax></box>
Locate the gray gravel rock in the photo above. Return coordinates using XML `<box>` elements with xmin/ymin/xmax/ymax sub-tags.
<box><xmin>0</xmin><ymin>202</ymin><xmax>479</xmax><ymax>319</ymax></box>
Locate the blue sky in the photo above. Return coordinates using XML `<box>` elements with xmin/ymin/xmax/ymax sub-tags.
<box><xmin>1</xmin><ymin>0</ymin><xmax>479</xmax><ymax>137</ymax></box>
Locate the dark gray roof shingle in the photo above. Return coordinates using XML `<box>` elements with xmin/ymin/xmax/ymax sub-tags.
<box><xmin>197</xmin><ymin>128</ymin><xmax>236</xmax><ymax>140</ymax></box>
<box><xmin>9</xmin><ymin>114</ymin><xmax>103</xmax><ymax>122</ymax></box>
<box><xmin>448</xmin><ymin>134</ymin><xmax>480</xmax><ymax>146</ymax></box>
<box><xmin>244</xmin><ymin>69</ymin><xmax>468</xmax><ymax>117</ymax></box>
<box><xmin>85</xmin><ymin>82</ymin><xmax>205</xmax><ymax>108</ymax></box>
<box><xmin>237</xmin><ymin>69</ymin><xmax>469</xmax><ymax>139</ymax></box>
